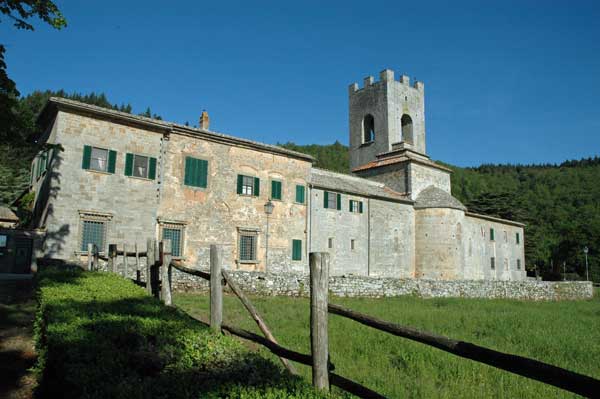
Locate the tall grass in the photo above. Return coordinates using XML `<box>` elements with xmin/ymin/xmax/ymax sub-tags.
<box><xmin>175</xmin><ymin>293</ymin><xmax>600</xmax><ymax>398</ymax></box>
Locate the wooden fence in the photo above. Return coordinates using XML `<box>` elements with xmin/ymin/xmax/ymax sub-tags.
<box><xmin>90</xmin><ymin>240</ymin><xmax>600</xmax><ymax>398</ymax></box>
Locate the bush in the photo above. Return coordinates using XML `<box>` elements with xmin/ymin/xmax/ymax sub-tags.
<box><xmin>34</xmin><ymin>269</ymin><xmax>328</xmax><ymax>399</ymax></box>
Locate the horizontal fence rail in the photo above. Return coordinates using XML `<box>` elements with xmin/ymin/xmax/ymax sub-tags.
<box><xmin>328</xmin><ymin>303</ymin><xmax>600</xmax><ymax>398</ymax></box>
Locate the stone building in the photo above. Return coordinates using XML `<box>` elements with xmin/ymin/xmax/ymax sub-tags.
<box><xmin>28</xmin><ymin>69</ymin><xmax>525</xmax><ymax>281</ymax></box>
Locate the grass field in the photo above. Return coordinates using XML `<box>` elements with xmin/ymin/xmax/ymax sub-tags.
<box><xmin>175</xmin><ymin>292</ymin><xmax>600</xmax><ymax>398</ymax></box>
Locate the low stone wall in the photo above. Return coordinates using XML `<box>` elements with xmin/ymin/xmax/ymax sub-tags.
<box><xmin>172</xmin><ymin>269</ymin><xmax>594</xmax><ymax>301</ymax></box>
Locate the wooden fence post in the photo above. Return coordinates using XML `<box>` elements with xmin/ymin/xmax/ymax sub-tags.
<box><xmin>93</xmin><ymin>245</ymin><xmax>99</xmax><ymax>271</ymax></box>
<box><xmin>210</xmin><ymin>244</ymin><xmax>223</xmax><ymax>333</ymax></box>
<box><xmin>123</xmin><ymin>243</ymin><xmax>129</xmax><ymax>278</ymax></box>
<box><xmin>87</xmin><ymin>243</ymin><xmax>93</xmax><ymax>271</ymax></box>
<box><xmin>146</xmin><ymin>239</ymin><xmax>154</xmax><ymax>295</ymax></box>
<box><xmin>310</xmin><ymin>252</ymin><xmax>330</xmax><ymax>392</ymax></box>
<box><xmin>108</xmin><ymin>244</ymin><xmax>117</xmax><ymax>273</ymax></box>
<box><xmin>135</xmin><ymin>242</ymin><xmax>140</xmax><ymax>283</ymax></box>
<box><xmin>161</xmin><ymin>239</ymin><xmax>172</xmax><ymax>306</ymax></box>
<box><xmin>155</xmin><ymin>240</ymin><xmax>161</xmax><ymax>299</ymax></box>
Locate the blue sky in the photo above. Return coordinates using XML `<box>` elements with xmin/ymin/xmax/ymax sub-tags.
<box><xmin>2</xmin><ymin>0</ymin><xmax>599</xmax><ymax>166</ymax></box>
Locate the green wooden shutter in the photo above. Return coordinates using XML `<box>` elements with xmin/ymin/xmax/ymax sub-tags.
<box><xmin>292</xmin><ymin>239</ymin><xmax>302</xmax><ymax>261</ymax></box>
<box><xmin>82</xmin><ymin>145</ymin><xmax>92</xmax><ymax>169</ymax></box>
<box><xmin>198</xmin><ymin>159</ymin><xmax>208</xmax><ymax>187</ymax></box>
<box><xmin>124</xmin><ymin>153</ymin><xmax>134</xmax><ymax>176</ymax></box>
<box><xmin>490</xmin><ymin>228</ymin><xmax>495</xmax><ymax>241</ymax></box>
<box><xmin>148</xmin><ymin>157</ymin><xmax>157</xmax><ymax>180</ymax></box>
<box><xmin>336</xmin><ymin>193</ymin><xmax>341</xmax><ymax>210</ymax></box>
<box><xmin>237</xmin><ymin>174</ymin><xmax>243</xmax><ymax>194</ymax></box>
<box><xmin>323</xmin><ymin>191</ymin><xmax>329</xmax><ymax>208</ymax></box>
<box><xmin>108</xmin><ymin>150</ymin><xmax>117</xmax><ymax>174</ymax></box>
<box><xmin>184</xmin><ymin>157</ymin><xmax>193</xmax><ymax>186</ymax></box>
<box><xmin>349</xmin><ymin>200</ymin><xmax>353</xmax><ymax>212</ymax></box>
<box><xmin>359</xmin><ymin>201</ymin><xmax>363</xmax><ymax>213</ymax></box>
<box><xmin>295</xmin><ymin>185</ymin><xmax>305</xmax><ymax>203</ymax></box>
<box><xmin>271</xmin><ymin>181</ymin><xmax>282</xmax><ymax>200</ymax></box>
<box><xmin>254</xmin><ymin>177</ymin><xmax>260</xmax><ymax>196</ymax></box>
<box><xmin>516</xmin><ymin>233</ymin><xmax>520</xmax><ymax>244</ymax></box>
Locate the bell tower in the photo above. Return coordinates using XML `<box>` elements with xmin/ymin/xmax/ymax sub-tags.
<box><xmin>348</xmin><ymin>69</ymin><xmax>426</xmax><ymax>171</ymax></box>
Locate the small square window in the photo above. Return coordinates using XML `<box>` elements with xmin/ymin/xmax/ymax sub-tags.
<box><xmin>328</xmin><ymin>238</ymin><xmax>333</xmax><ymax>249</ymax></box>
<box><xmin>162</xmin><ymin>225</ymin><xmax>184</xmax><ymax>258</ymax></box>
<box><xmin>90</xmin><ymin>147</ymin><xmax>109</xmax><ymax>172</ymax></box>
<box><xmin>349</xmin><ymin>200</ymin><xmax>363</xmax><ymax>213</ymax></box>
<box><xmin>133</xmin><ymin>155</ymin><xmax>149</xmax><ymax>178</ymax></box>
<box><xmin>239</xmin><ymin>233</ymin><xmax>257</xmax><ymax>262</ymax></box>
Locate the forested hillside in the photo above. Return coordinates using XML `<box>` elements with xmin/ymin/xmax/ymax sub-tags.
<box><xmin>279</xmin><ymin>143</ymin><xmax>600</xmax><ymax>281</ymax></box>
<box><xmin>1</xmin><ymin>92</ymin><xmax>598</xmax><ymax>281</ymax></box>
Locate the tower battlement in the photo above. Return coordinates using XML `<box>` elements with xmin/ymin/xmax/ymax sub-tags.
<box><xmin>348</xmin><ymin>69</ymin><xmax>424</xmax><ymax>94</ymax></box>
<box><xmin>348</xmin><ymin>68</ymin><xmax>427</xmax><ymax>171</ymax></box>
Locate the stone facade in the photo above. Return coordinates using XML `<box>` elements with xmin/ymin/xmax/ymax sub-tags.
<box><xmin>29</xmin><ymin>68</ymin><xmax>532</xmax><ymax>287</ymax></box>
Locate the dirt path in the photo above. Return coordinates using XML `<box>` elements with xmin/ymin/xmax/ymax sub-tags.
<box><xmin>0</xmin><ymin>279</ymin><xmax>36</xmax><ymax>399</ymax></box>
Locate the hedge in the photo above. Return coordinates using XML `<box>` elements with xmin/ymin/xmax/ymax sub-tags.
<box><xmin>34</xmin><ymin>269</ymin><xmax>329</xmax><ymax>399</ymax></box>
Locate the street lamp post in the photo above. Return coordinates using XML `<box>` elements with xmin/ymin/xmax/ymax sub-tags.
<box><xmin>583</xmin><ymin>246</ymin><xmax>589</xmax><ymax>281</ymax></box>
<box><xmin>264</xmin><ymin>200</ymin><xmax>274</xmax><ymax>272</ymax></box>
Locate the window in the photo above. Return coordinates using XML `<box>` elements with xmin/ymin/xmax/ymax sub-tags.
<box><xmin>125</xmin><ymin>153</ymin><xmax>157</xmax><ymax>179</ymax></box>
<box><xmin>0</xmin><ymin>234</ymin><xmax>7</xmax><ymax>248</ymax></box>
<box><xmin>237</xmin><ymin>175</ymin><xmax>260</xmax><ymax>197</ymax></box>
<box><xmin>271</xmin><ymin>180</ymin><xmax>282</xmax><ymax>200</ymax></box>
<box><xmin>351</xmin><ymin>239</ymin><xmax>355</xmax><ymax>250</ymax></box>
<box><xmin>80</xmin><ymin>220</ymin><xmax>107</xmax><ymax>252</ymax></box>
<box><xmin>490</xmin><ymin>257</ymin><xmax>495</xmax><ymax>270</ymax></box>
<box><xmin>239</xmin><ymin>232</ymin><xmax>258</xmax><ymax>262</ymax></box>
<box><xmin>295</xmin><ymin>185</ymin><xmax>305</xmax><ymax>204</ymax></box>
<box><xmin>328</xmin><ymin>238</ymin><xmax>333</xmax><ymax>249</ymax></box>
<box><xmin>349</xmin><ymin>200</ymin><xmax>363</xmax><ymax>213</ymax></box>
<box><xmin>162</xmin><ymin>225</ymin><xmax>184</xmax><ymax>258</ymax></box>
<box><xmin>292</xmin><ymin>239</ymin><xmax>302</xmax><ymax>261</ymax></box>
<box><xmin>517</xmin><ymin>259</ymin><xmax>521</xmax><ymax>270</ymax></box>
<box><xmin>184</xmin><ymin>156</ymin><xmax>208</xmax><ymax>188</ymax></box>
<box><xmin>401</xmin><ymin>114</ymin><xmax>413</xmax><ymax>144</ymax></box>
<box><xmin>82</xmin><ymin>145</ymin><xmax>116</xmax><ymax>173</ymax></box>
<box><xmin>489</xmin><ymin>228</ymin><xmax>495</xmax><ymax>241</ymax></box>
<box><xmin>516</xmin><ymin>232</ymin><xmax>520</xmax><ymax>245</ymax></box>
<box><xmin>323</xmin><ymin>191</ymin><xmax>341</xmax><ymax>210</ymax></box>
<box><xmin>363</xmin><ymin>114</ymin><xmax>375</xmax><ymax>143</ymax></box>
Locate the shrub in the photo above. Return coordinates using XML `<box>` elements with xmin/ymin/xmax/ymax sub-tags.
<box><xmin>34</xmin><ymin>269</ymin><xmax>328</xmax><ymax>399</ymax></box>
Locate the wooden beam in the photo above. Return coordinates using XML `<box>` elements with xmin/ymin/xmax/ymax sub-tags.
<box><xmin>328</xmin><ymin>303</ymin><xmax>600</xmax><ymax>398</ymax></box>
<box><xmin>309</xmin><ymin>252</ymin><xmax>330</xmax><ymax>392</ymax></box>
<box><xmin>108</xmin><ymin>244</ymin><xmax>117</xmax><ymax>273</ymax></box>
<box><xmin>222</xmin><ymin>270</ymin><xmax>298</xmax><ymax>375</ymax></box>
<box><xmin>146</xmin><ymin>238</ymin><xmax>154</xmax><ymax>295</ymax></box>
<box><xmin>170</xmin><ymin>260</ymin><xmax>211</xmax><ymax>281</ymax></box>
<box><xmin>161</xmin><ymin>240</ymin><xmax>172</xmax><ymax>306</ymax></box>
<box><xmin>210</xmin><ymin>244</ymin><xmax>223</xmax><ymax>333</ymax></box>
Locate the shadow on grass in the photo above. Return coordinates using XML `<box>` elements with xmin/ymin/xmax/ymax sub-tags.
<box><xmin>35</xmin><ymin>269</ymin><xmax>319</xmax><ymax>399</ymax></box>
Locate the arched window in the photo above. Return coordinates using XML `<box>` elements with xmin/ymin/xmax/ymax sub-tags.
<box><xmin>363</xmin><ymin>114</ymin><xmax>375</xmax><ymax>143</ymax></box>
<box><xmin>401</xmin><ymin>114</ymin><xmax>413</xmax><ymax>144</ymax></box>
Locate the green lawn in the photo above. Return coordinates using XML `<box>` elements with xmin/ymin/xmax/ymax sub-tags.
<box><xmin>175</xmin><ymin>293</ymin><xmax>600</xmax><ymax>398</ymax></box>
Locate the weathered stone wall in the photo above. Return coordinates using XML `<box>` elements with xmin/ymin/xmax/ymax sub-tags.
<box><xmin>464</xmin><ymin>214</ymin><xmax>526</xmax><ymax>281</ymax></box>
<box><xmin>309</xmin><ymin>188</ymin><xmax>369</xmax><ymax>275</ymax></box>
<box><xmin>353</xmin><ymin>163</ymin><xmax>409</xmax><ymax>195</ymax></box>
<box><xmin>408</xmin><ymin>163</ymin><xmax>451</xmax><ymax>199</ymax></box>
<box><xmin>415</xmin><ymin>207</ymin><xmax>464</xmax><ymax>279</ymax></box>
<box><xmin>169</xmin><ymin>269</ymin><xmax>593</xmax><ymax>301</ymax></box>
<box><xmin>368</xmin><ymin>199</ymin><xmax>415</xmax><ymax>277</ymax></box>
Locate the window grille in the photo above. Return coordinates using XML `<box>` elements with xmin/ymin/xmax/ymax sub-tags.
<box><xmin>80</xmin><ymin>220</ymin><xmax>106</xmax><ymax>252</ymax></box>
<box><xmin>162</xmin><ymin>226</ymin><xmax>183</xmax><ymax>257</ymax></box>
<box><xmin>239</xmin><ymin>234</ymin><xmax>257</xmax><ymax>262</ymax></box>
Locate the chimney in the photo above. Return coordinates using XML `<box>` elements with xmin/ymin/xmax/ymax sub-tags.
<box><xmin>199</xmin><ymin>110</ymin><xmax>210</xmax><ymax>130</ymax></box>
